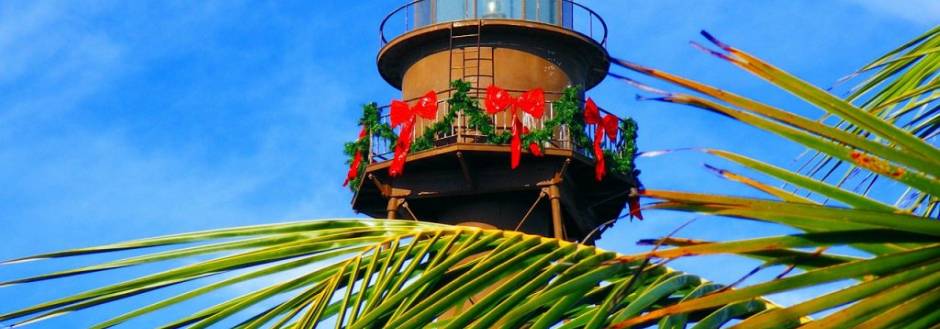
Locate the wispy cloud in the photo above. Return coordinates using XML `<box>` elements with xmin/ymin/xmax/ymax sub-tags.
<box><xmin>0</xmin><ymin>2</ymin><xmax>124</xmax><ymax>137</ymax></box>
<box><xmin>843</xmin><ymin>0</ymin><xmax>940</xmax><ymax>26</ymax></box>
<box><xmin>0</xmin><ymin>0</ymin><xmax>365</xmax><ymax>256</ymax></box>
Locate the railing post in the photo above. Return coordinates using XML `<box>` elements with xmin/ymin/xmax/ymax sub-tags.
<box><xmin>368</xmin><ymin>126</ymin><xmax>374</xmax><ymax>164</ymax></box>
<box><xmin>589</xmin><ymin>10</ymin><xmax>593</xmax><ymax>38</ymax></box>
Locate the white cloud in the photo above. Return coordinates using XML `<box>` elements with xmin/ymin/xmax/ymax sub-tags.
<box><xmin>0</xmin><ymin>0</ymin><xmax>364</xmax><ymax>255</ymax></box>
<box><xmin>844</xmin><ymin>0</ymin><xmax>940</xmax><ymax>26</ymax></box>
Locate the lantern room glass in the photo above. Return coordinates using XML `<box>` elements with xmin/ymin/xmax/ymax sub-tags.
<box><xmin>415</xmin><ymin>0</ymin><xmax>568</xmax><ymax>27</ymax></box>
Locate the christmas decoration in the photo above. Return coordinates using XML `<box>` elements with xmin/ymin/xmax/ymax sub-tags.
<box><xmin>583</xmin><ymin>98</ymin><xmax>620</xmax><ymax>181</ymax></box>
<box><xmin>343</xmin><ymin>102</ymin><xmax>396</xmax><ymax>190</ymax></box>
<box><xmin>484</xmin><ymin>85</ymin><xmax>545</xmax><ymax>169</ymax></box>
<box><xmin>628</xmin><ymin>190</ymin><xmax>644</xmax><ymax>220</ymax></box>
<box><xmin>388</xmin><ymin>91</ymin><xmax>438</xmax><ymax>177</ymax></box>
<box><xmin>343</xmin><ymin>80</ymin><xmax>640</xmax><ymax>198</ymax></box>
<box><xmin>343</xmin><ymin>126</ymin><xmax>367</xmax><ymax>186</ymax></box>
<box><xmin>522</xmin><ymin>126</ymin><xmax>543</xmax><ymax>157</ymax></box>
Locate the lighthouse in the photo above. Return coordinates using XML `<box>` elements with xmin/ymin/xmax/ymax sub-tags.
<box><xmin>347</xmin><ymin>0</ymin><xmax>639</xmax><ymax>244</ymax></box>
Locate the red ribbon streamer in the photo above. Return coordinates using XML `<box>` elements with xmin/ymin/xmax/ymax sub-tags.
<box><xmin>343</xmin><ymin>126</ymin><xmax>368</xmax><ymax>187</ymax></box>
<box><xmin>628</xmin><ymin>187</ymin><xmax>644</xmax><ymax>220</ymax></box>
<box><xmin>485</xmin><ymin>85</ymin><xmax>545</xmax><ymax>169</ymax></box>
<box><xmin>583</xmin><ymin>98</ymin><xmax>619</xmax><ymax>181</ymax></box>
<box><xmin>389</xmin><ymin>91</ymin><xmax>438</xmax><ymax>177</ymax></box>
<box><xmin>628</xmin><ymin>195</ymin><xmax>644</xmax><ymax>220</ymax></box>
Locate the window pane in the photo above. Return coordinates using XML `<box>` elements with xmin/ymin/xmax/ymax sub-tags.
<box><xmin>529</xmin><ymin>0</ymin><xmax>559</xmax><ymax>24</ymax></box>
<box><xmin>436</xmin><ymin>0</ymin><xmax>466</xmax><ymax>23</ymax></box>
<box><xmin>511</xmin><ymin>0</ymin><xmax>523</xmax><ymax>19</ymax></box>
<box><xmin>414</xmin><ymin>1</ymin><xmax>432</xmax><ymax>27</ymax></box>
<box><xmin>479</xmin><ymin>0</ymin><xmax>515</xmax><ymax>19</ymax></box>
<box><xmin>561</xmin><ymin>0</ymin><xmax>572</xmax><ymax>28</ymax></box>
<box><xmin>525</xmin><ymin>0</ymin><xmax>537</xmax><ymax>20</ymax></box>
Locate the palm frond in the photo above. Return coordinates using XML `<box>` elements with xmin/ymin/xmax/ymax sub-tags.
<box><xmin>0</xmin><ymin>219</ymin><xmax>775</xmax><ymax>328</ymax></box>
<box><xmin>612</xmin><ymin>28</ymin><xmax>940</xmax><ymax>328</ymax></box>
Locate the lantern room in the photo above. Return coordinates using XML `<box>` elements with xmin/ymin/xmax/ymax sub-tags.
<box><xmin>346</xmin><ymin>0</ymin><xmax>639</xmax><ymax>244</ymax></box>
<box><xmin>377</xmin><ymin>0</ymin><xmax>609</xmax><ymax>99</ymax></box>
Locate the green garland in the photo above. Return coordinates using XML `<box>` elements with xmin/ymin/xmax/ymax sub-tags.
<box><xmin>343</xmin><ymin>102</ymin><xmax>396</xmax><ymax>190</ymax></box>
<box><xmin>450</xmin><ymin>80</ymin><xmax>513</xmax><ymax>144</ymax></box>
<box><xmin>344</xmin><ymin>80</ymin><xmax>639</xmax><ymax>191</ymax></box>
<box><xmin>607</xmin><ymin>118</ymin><xmax>641</xmax><ymax>178</ymax></box>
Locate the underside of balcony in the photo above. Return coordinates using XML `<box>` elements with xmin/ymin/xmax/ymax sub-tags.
<box><xmin>351</xmin><ymin>143</ymin><xmax>637</xmax><ymax>244</ymax></box>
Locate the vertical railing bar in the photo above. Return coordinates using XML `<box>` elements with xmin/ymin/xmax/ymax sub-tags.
<box><xmin>558</xmin><ymin>1</ymin><xmax>574</xmax><ymax>30</ymax></box>
<box><xmin>369</xmin><ymin>126</ymin><xmax>374</xmax><ymax>164</ymax></box>
<box><xmin>589</xmin><ymin>7</ymin><xmax>593</xmax><ymax>38</ymax></box>
<box><xmin>451</xmin><ymin>89</ymin><xmax>457</xmax><ymax>140</ymax></box>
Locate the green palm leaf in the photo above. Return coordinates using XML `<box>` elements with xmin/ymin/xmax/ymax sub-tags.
<box><xmin>611</xmin><ymin>28</ymin><xmax>940</xmax><ymax>328</ymax></box>
<box><xmin>0</xmin><ymin>219</ymin><xmax>777</xmax><ymax>328</ymax></box>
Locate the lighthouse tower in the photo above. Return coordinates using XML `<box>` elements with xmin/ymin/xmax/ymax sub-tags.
<box><xmin>349</xmin><ymin>0</ymin><xmax>638</xmax><ymax>244</ymax></box>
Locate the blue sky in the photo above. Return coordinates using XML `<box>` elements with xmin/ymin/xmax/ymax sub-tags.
<box><xmin>0</xmin><ymin>0</ymin><xmax>936</xmax><ymax>327</ymax></box>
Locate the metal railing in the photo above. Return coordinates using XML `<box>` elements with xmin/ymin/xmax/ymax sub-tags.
<box><xmin>379</xmin><ymin>0</ymin><xmax>607</xmax><ymax>47</ymax></box>
<box><xmin>368</xmin><ymin>88</ymin><xmax>626</xmax><ymax>164</ymax></box>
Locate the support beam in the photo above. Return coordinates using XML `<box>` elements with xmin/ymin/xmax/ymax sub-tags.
<box><xmin>401</xmin><ymin>201</ymin><xmax>420</xmax><ymax>221</ymax></box>
<box><xmin>369</xmin><ymin>173</ymin><xmax>390</xmax><ymax>196</ymax></box>
<box><xmin>456</xmin><ymin>151</ymin><xmax>474</xmax><ymax>188</ymax></box>
<box><xmin>548</xmin><ymin>184</ymin><xmax>565</xmax><ymax>240</ymax></box>
<box><xmin>387</xmin><ymin>197</ymin><xmax>402</xmax><ymax>219</ymax></box>
<box><xmin>514</xmin><ymin>188</ymin><xmax>548</xmax><ymax>231</ymax></box>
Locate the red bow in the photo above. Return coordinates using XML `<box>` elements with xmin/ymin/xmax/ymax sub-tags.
<box><xmin>343</xmin><ymin>126</ymin><xmax>368</xmax><ymax>187</ymax></box>
<box><xmin>389</xmin><ymin>91</ymin><xmax>438</xmax><ymax>177</ymax></box>
<box><xmin>485</xmin><ymin>85</ymin><xmax>545</xmax><ymax>169</ymax></box>
<box><xmin>583</xmin><ymin>98</ymin><xmax>619</xmax><ymax>181</ymax></box>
